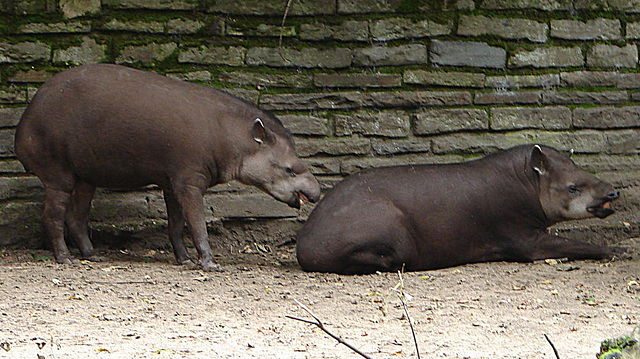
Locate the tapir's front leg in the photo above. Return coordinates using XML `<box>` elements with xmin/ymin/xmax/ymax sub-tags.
<box><xmin>171</xmin><ymin>177</ymin><xmax>220</xmax><ymax>272</ymax></box>
<box><xmin>525</xmin><ymin>232</ymin><xmax>614</xmax><ymax>262</ymax></box>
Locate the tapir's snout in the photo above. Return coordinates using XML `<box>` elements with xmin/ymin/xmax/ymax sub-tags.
<box><xmin>607</xmin><ymin>189</ymin><xmax>620</xmax><ymax>201</ymax></box>
<box><xmin>288</xmin><ymin>173</ymin><xmax>321</xmax><ymax>209</ymax></box>
<box><xmin>587</xmin><ymin>187</ymin><xmax>620</xmax><ymax>219</ymax></box>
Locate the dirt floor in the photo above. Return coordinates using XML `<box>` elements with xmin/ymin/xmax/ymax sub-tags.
<box><xmin>0</xmin><ymin>236</ymin><xmax>639</xmax><ymax>359</ymax></box>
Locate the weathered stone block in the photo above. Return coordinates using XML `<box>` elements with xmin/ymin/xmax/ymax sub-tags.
<box><xmin>370</xmin><ymin>18</ymin><xmax>452</xmax><ymax>41</ymax></box>
<box><xmin>574</xmin><ymin>0</ymin><xmax>640</xmax><ymax>12</ymax></box>
<box><xmin>366</xmin><ymin>91</ymin><xmax>473</xmax><ymax>108</ymax></box>
<box><xmin>0</xmin><ymin>42</ymin><xmax>50</xmax><ymax>63</ymax></box>
<box><xmin>551</xmin><ymin>19</ymin><xmax>621</xmax><ymax>40</ymax></box>
<box><xmin>491</xmin><ymin>106</ymin><xmax>571</xmax><ymax>130</ymax></box>
<box><xmin>474</xmin><ymin>91</ymin><xmax>541</xmax><ymax>105</ymax></box>
<box><xmin>0</xmin><ymin>177</ymin><xmax>43</xmax><ymax>201</ymax></box>
<box><xmin>0</xmin><ymin>159</ymin><xmax>26</xmax><ymax>174</ymax></box>
<box><xmin>90</xmin><ymin>190</ymin><xmax>165</xmax><ymax>222</ymax></box>
<box><xmin>165</xmin><ymin>71</ymin><xmax>214</xmax><ymax>83</ymax></box>
<box><xmin>431</xmin><ymin>132</ymin><xmax>513</xmax><ymax>154</ymax></box>
<box><xmin>314</xmin><ymin>73</ymin><xmax>401</xmax><ymax>88</ymax></box>
<box><xmin>303</xmin><ymin>157</ymin><xmax>342</xmax><ymax>175</ymax></box>
<box><xmin>432</xmin><ymin>130</ymin><xmax>606</xmax><ymax>155</ymax></box>
<box><xmin>3</xmin><ymin>0</ymin><xmax>52</xmax><ymax>14</ymax></box>
<box><xmin>206</xmin><ymin>193</ymin><xmax>299</xmax><ymax>219</ymax></box>
<box><xmin>335</xmin><ymin>110</ymin><xmax>410</xmax><ymax>137</ymax></box>
<box><xmin>481</xmin><ymin>0</ymin><xmax>572</xmax><ymax>10</ymax></box>
<box><xmin>0</xmin><ymin>88</ymin><xmax>28</xmax><ymax>104</ymax></box>
<box><xmin>279</xmin><ymin>115</ymin><xmax>329</xmax><ymax>136</ymax></box>
<box><xmin>404</xmin><ymin>70</ymin><xmax>485</xmax><ymax>88</ymax></box>
<box><xmin>627</xmin><ymin>22</ymin><xmax>640</xmax><ymax>39</ymax></box>
<box><xmin>116</xmin><ymin>42</ymin><xmax>177</xmax><ymax>65</ymax></box>
<box><xmin>260</xmin><ymin>92</ymin><xmax>364</xmax><ymax>111</ymax></box>
<box><xmin>102</xmin><ymin>19</ymin><xmax>164</xmax><ymax>33</ymax></box>
<box><xmin>353</xmin><ymin>44</ymin><xmax>428</xmax><ymax>67</ymax></box>
<box><xmin>542</xmin><ymin>91</ymin><xmax>628</xmax><ymax>105</ymax></box>
<box><xmin>178</xmin><ymin>46</ymin><xmax>245</xmax><ymax>66</ymax></box>
<box><xmin>574</xmin><ymin>106</ymin><xmax>640</xmax><ymax>128</ymax></box>
<box><xmin>8</xmin><ymin>70</ymin><xmax>53</xmax><ymax>83</ymax></box>
<box><xmin>560</xmin><ymin>71</ymin><xmax>619</xmax><ymax>87</ymax></box>
<box><xmin>0</xmin><ymin>200</ymin><xmax>46</xmax><ymax>247</ymax></box>
<box><xmin>225</xmin><ymin>89</ymin><xmax>259</xmax><ymax>105</ymax></box>
<box><xmin>295</xmin><ymin>137</ymin><xmax>370</xmax><ymax>157</ymax></box>
<box><xmin>371</xmin><ymin>139</ymin><xmax>431</xmax><ymax>155</ymax></box>
<box><xmin>510</xmin><ymin>46</ymin><xmax>583</xmax><ymax>68</ymax></box>
<box><xmin>219</xmin><ymin>71</ymin><xmax>312</xmax><ymax>88</ymax></box>
<box><xmin>104</xmin><ymin>0</ymin><xmax>199</xmax><ymax>10</ymax></box>
<box><xmin>0</xmin><ymin>129</ymin><xmax>15</xmax><ymax>157</ymax></box>
<box><xmin>337</xmin><ymin>0</ymin><xmax>403</xmax><ymax>14</ymax></box>
<box><xmin>227</xmin><ymin>23</ymin><xmax>296</xmax><ymax>38</ymax></box>
<box><xmin>300</xmin><ymin>21</ymin><xmax>369</xmax><ymax>41</ymax></box>
<box><xmin>166</xmin><ymin>19</ymin><xmax>206</xmax><ymax>34</ymax></box>
<box><xmin>209</xmin><ymin>0</ymin><xmax>335</xmax><ymax>15</ymax></box>
<box><xmin>618</xmin><ymin>73</ymin><xmax>640</xmax><ymax>89</ymax></box>
<box><xmin>18</xmin><ymin>21</ymin><xmax>91</xmax><ymax>34</ymax></box>
<box><xmin>605</xmin><ymin>130</ymin><xmax>640</xmax><ymax>154</ymax></box>
<box><xmin>414</xmin><ymin>109</ymin><xmax>488</xmax><ymax>135</ymax></box>
<box><xmin>587</xmin><ymin>44</ymin><xmax>638</xmax><ymax>68</ymax></box>
<box><xmin>0</xmin><ymin>107</ymin><xmax>25</xmax><ymax>127</ymax></box>
<box><xmin>53</xmin><ymin>37</ymin><xmax>107</xmax><ymax>65</ymax></box>
<box><xmin>59</xmin><ymin>0</ymin><xmax>100</xmax><ymax>19</ymax></box>
<box><xmin>431</xmin><ymin>40</ymin><xmax>506</xmax><ymax>69</ymax></box>
<box><xmin>459</xmin><ymin>15</ymin><xmax>547</xmax><ymax>42</ymax></box>
<box><xmin>485</xmin><ymin>74</ymin><xmax>560</xmax><ymax>89</ymax></box>
<box><xmin>246</xmin><ymin>47</ymin><xmax>351</xmax><ymax>69</ymax></box>
<box><xmin>525</xmin><ymin>130</ymin><xmax>607</xmax><ymax>153</ymax></box>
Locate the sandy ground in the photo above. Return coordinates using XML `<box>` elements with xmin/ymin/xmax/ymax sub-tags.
<box><xmin>0</xmin><ymin>237</ymin><xmax>638</xmax><ymax>359</ymax></box>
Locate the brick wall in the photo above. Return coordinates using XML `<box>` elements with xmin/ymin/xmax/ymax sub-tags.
<box><xmin>1</xmin><ymin>0</ymin><xmax>639</xmax><ymax>249</ymax></box>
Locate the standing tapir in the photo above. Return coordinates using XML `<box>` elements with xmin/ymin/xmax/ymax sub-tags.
<box><xmin>15</xmin><ymin>64</ymin><xmax>320</xmax><ymax>271</ymax></box>
<box><xmin>296</xmin><ymin>145</ymin><xmax>620</xmax><ymax>274</ymax></box>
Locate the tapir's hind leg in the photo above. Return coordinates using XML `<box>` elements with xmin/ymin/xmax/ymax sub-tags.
<box><xmin>297</xmin><ymin>199</ymin><xmax>417</xmax><ymax>274</ymax></box>
<box><xmin>65</xmin><ymin>182</ymin><xmax>102</xmax><ymax>261</ymax></box>
<box><xmin>42</xmin><ymin>184</ymin><xmax>75</xmax><ymax>264</ymax></box>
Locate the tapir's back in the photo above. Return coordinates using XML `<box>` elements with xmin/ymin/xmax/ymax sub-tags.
<box><xmin>15</xmin><ymin>64</ymin><xmax>258</xmax><ymax>189</ymax></box>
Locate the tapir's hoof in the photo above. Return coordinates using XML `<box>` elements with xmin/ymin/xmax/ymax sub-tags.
<box><xmin>84</xmin><ymin>255</ymin><xmax>108</xmax><ymax>262</ymax></box>
<box><xmin>179</xmin><ymin>259</ymin><xmax>199</xmax><ymax>270</ymax></box>
<box><xmin>56</xmin><ymin>256</ymin><xmax>80</xmax><ymax>265</ymax></box>
<box><xmin>610</xmin><ymin>246</ymin><xmax>632</xmax><ymax>260</ymax></box>
<box><xmin>200</xmin><ymin>260</ymin><xmax>224</xmax><ymax>272</ymax></box>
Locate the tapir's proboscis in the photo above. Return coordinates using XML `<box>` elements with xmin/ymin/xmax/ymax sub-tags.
<box><xmin>15</xmin><ymin>64</ymin><xmax>320</xmax><ymax>271</ymax></box>
<box><xmin>296</xmin><ymin>145</ymin><xmax>621</xmax><ymax>274</ymax></box>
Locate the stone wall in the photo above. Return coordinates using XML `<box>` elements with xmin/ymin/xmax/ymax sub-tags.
<box><xmin>1</xmin><ymin>0</ymin><xmax>639</xmax><ymax>250</ymax></box>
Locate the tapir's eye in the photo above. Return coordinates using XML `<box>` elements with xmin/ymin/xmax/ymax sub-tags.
<box><xmin>568</xmin><ymin>185</ymin><xmax>579</xmax><ymax>194</ymax></box>
<box><xmin>285</xmin><ymin>167</ymin><xmax>296</xmax><ymax>177</ymax></box>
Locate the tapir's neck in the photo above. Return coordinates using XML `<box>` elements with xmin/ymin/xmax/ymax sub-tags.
<box><xmin>477</xmin><ymin>153</ymin><xmax>552</xmax><ymax>229</ymax></box>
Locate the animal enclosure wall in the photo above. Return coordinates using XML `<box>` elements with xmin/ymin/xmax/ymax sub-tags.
<box><xmin>0</xmin><ymin>0</ymin><xmax>639</xmax><ymax>249</ymax></box>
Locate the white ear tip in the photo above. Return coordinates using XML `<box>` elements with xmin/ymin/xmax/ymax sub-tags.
<box><xmin>534</xmin><ymin>144</ymin><xmax>542</xmax><ymax>151</ymax></box>
<box><xmin>254</xmin><ymin>118</ymin><xmax>263</xmax><ymax>126</ymax></box>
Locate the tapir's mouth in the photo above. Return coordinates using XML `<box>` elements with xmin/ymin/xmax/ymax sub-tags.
<box><xmin>587</xmin><ymin>201</ymin><xmax>615</xmax><ymax>218</ymax></box>
<box><xmin>288</xmin><ymin>191</ymin><xmax>310</xmax><ymax>209</ymax></box>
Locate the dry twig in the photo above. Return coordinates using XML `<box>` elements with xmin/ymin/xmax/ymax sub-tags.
<box><xmin>394</xmin><ymin>270</ymin><xmax>421</xmax><ymax>359</ymax></box>
<box><xmin>277</xmin><ymin>0</ymin><xmax>293</xmax><ymax>64</ymax></box>
<box><xmin>544</xmin><ymin>333</ymin><xmax>561</xmax><ymax>359</ymax></box>
<box><xmin>286</xmin><ymin>299</ymin><xmax>374</xmax><ymax>359</ymax></box>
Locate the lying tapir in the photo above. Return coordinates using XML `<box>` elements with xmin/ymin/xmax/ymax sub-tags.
<box><xmin>296</xmin><ymin>144</ymin><xmax>620</xmax><ymax>274</ymax></box>
<box><xmin>15</xmin><ymin>64</ymin><xmax>320</xmax><ymax>271</ymax></box>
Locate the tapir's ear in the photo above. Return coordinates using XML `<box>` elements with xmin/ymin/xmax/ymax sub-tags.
<box><xmin>251</xmin><ymin>118</ymin><xmax>273</xmax><ymax>145</ymax></box>
<box><xmin>530</xmin><ymin>145</ymin><xmax>549</xmax><ymax>175</ymax></box>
